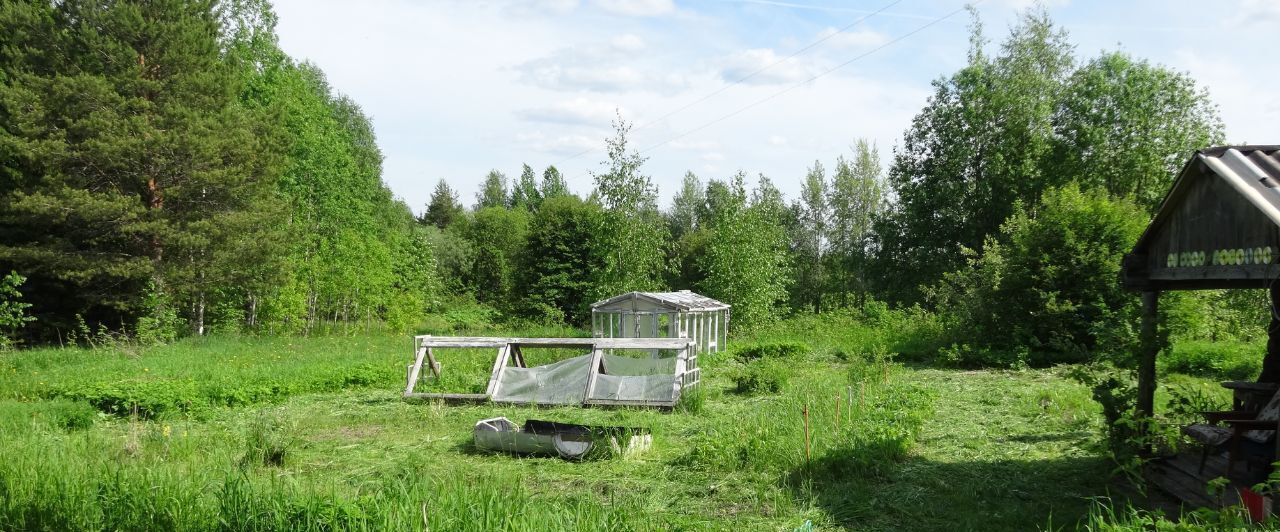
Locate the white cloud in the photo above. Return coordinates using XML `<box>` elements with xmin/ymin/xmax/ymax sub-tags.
<box><xmin>767</xmin><ymin>135</ymin><xmax>788</xmax><ymax>146</ymax></box>
<box><xmin>1174</xmin><ymin>49</ymin><xmax>1280</xmax><ymax>145</ymax></box>
<box><xmin>1232</xmin><ymin>0</ymin><xmax>1280</xmax><ymax>26</ymax></box>
<box><xmin>514</xmin><ymin>39</ymin><xmax>688</xmax><ymax>93</ymax></box>
<box><xmin>591</xmin><ymin>0</ymin><xmax>674</xmax><ymax>17</ymax></box>
<box><xmin>702</xmin><ymin>152</ymin><xmax>725</xmax><ymax>162</ymax></box>
<box><xmin>517</xmin><ymin>98</ymin><xmax>625</xmax><ymax>126</ymax></box>
<box><xmin>669</xmin><ymin>139</ymin><xmax>720</xmax><ymax>151</ymax></box>
<box><xmin>718</xmin><ymin>48</ymin><xmax>818</xmax><ymax>85</ymax></box>
<box><xmin>994</xmin><ymin>0</ymin><xmax>1069</xmax><ymax>10</ymax></box>
<box><xmin>611</xmin><ymin>34</ymin><xmax>646</xmax><ymax>51</ymax></box>
<box><xmin>815</xmin><ymin>27</ymin><xmax>888</xmax><ymax>49</ymax></box>
<box><xmin>517</xmin><ymin>131</ymin><xmax>601</xmax><ymax>154</ymax></box>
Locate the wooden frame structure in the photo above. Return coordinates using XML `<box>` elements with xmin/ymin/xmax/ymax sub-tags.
<box><xmin>590</xmin><ymin>290</ymin><xmax>730</xmax><ymax>355</ymax></box>
<box><xmin>1122</xmin><ymin>146</ymin><xmax>1280</xmax><ymax>507</ymax></box>
<box><xmin>403</xmin><ymin>336</ymin><xmax>699</xmax><ymax>408</ymax></box>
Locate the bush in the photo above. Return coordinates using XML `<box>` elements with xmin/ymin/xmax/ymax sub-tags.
<box><xmin>927</xmin><ymin>184</ymin><xmax>1147</xmax><ymax>366</ymax></box>
<box><xmin>731</xmin><ymin>359</ymin><xmax>790</xmax><ymax>395</ymax></box>
<box><xmin>0</xmin><ymin>398</ymin><xmax>98</xmax><ymax>431</ymax></box>
<box><xmin>0</xmin><ymin>271</ymin><xmax>35</xmax><ymax>349</ymax></box>
<box><xmin>1161</xmin><ymin>339</ymin><xmax>1261</xmax><ymax>381</ymax></box>
<box><xmin>732</xmin><ymin>341</ymin><xmax>810</xmax><ymax>362</ymax></box>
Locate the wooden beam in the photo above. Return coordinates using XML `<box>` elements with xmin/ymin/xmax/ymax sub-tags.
<box><xmin>511</xmin><ymin>344</ymin><xmax>527</xmax><ymax>368</ymax></box>
<box><xmin>1137</xmin><ymin>291</ymin><xmax>1160</xmax><ymax>428</ymax></box>
<box><xmin>583</xmin><ymin>348</ymin><xmax>605</xmax><ymax>403</ymax></box>
<box><xmin>412</xmin><ymin>336</ymin><xmax>696</xmax><ymax>350</ymax></box>
<box><xmin>404</xmin><ymin>344</ymin><xmax>428</xmax><ymax>396</ymax></box>
<box><xmin>404</xmin><ymin>392</ymin><xmax>490</xmax><ymax>403</ymax></box>
<box><xmin>485</xmin><ymin>345</ymin><xmax>512</xmax><ymax>398</ymax></box>
<box><xmin>426</xmin><ymin>346</ymin><xmax>441</xmax><ymax>379</ymax></box>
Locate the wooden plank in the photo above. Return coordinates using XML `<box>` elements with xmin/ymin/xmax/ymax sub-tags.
<box><xmin>404</xmin><ymin>392</ymin><xmax>490</xmax><ymax>403</ymax></box>
<box><xmin>671</xmin><ymin>346</ymin><xmax>688</xmax><ymax>403</ymax></box>
<box><xmin>413</xmin><ymin>336</ymin><xmax>695</xmax><ymax>350</ymax></box>
<box><xmin>485</xmin><ymin>345</ymin><xmax>511</xmax><ymax>398</ymax></box>
<box><xmin>511</xmin><ymin>344</ymin><xmax>527</xmax><ymax>368</ymax></box>
<box><xmin>583</xmin><ymin>348</ymin><xmax>605</xmax><ymax>403</ymax></box>
<box><xmin>426</xmin><ymin>346</ymin><xmax>441</xmax><ymax>379</ymax></box>
<box><xmin>403</xmin><ymin>345</ymin><xmax>428</xmax><ymax>396</ymax></box>
<box><xmin>584</xmin><ymin>397</ymin><xmax>675</xmax><ymax>408</ymax></box>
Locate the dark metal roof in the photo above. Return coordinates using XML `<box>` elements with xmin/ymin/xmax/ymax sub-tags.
<box><xmin>1131</xmin><ymin>145</ymin><xmax>1280</xmax><ymax>254</ymax></box>
<box><xmin>591</xmin><ymin>291</ymin><xmax>730</xmax><ymax>311</ymax></box>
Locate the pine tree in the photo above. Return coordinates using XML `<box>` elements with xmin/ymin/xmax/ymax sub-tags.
<box><xmin>0</xmin><ymin>0</ymin><xmax>282</xmax><ymax>336</ymax></box>
<box><xmin>422</xmin><ymin>179</ymin><xmax>464</xmax><ymax>229</ymax></box>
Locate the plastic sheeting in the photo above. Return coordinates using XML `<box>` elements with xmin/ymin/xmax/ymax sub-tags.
<box><xmin>490</xmin><ymin>352</ymin><xmax>677</xmax><ymax>405</ymax></box>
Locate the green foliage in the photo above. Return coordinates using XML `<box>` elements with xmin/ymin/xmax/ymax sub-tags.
<box><xmin>422</xmin><ymin>179</ymin><xmax>465</xmax><ymax>229</ymax></box>
<box><xmin>698</xmin><ymin>174</ymin><xmax>790</xmax><ymax>330</ymax></box>
<box><xmin>515</xmin><ymin>195</ymin><xmax>606</xmax><ymax>325</ymax></box>
<box><xmin>135</xmin><ymin>281</ymin><xmax>182</xmax><ymax>346</ymax></box>
<box><xmin>731</xmin><ymin>358</ymin><xmax>792</xmax><ymax>395</ymax></box>
<box><xmin>464</xmin><ymin>207</ymin><xmax>529</xmax><ymax>307</ymax></box>
<box><xmin>591</xmin><ymin>117</ymin><xmax>667</xmax><ymax>298</ymax></box>
<box><xmin>0</xmin><ymin>272</ymin><xmax>34</xmax><ymax>349</ymax></box>
<box><xmin>1049</xmin><ymin>52</ymin><xmax>1224</xmax><ymax>211</ymax></box>
<box><xmin>928</xmin><ymin>184</ymin><xmax>1148</xmax><ymax>365</ymax></box>
<box><xmin>1160</xmin><ymin>338</ymin><xmax>1262</xmax><ymax>381</ymax></box>
<box><xmin>732</xmin><ymin>342</ymin><xmax>811</xmax><ymax>362</ymax></box>
<box><xmin>476</xmin><ymin>170</ymin><xmax>509</xmax><ymax>210</ymax></box>
<box><xmin>511</xmin><ymin>164</ymin><xmax>542</xmax><ymax>211</ymax></box>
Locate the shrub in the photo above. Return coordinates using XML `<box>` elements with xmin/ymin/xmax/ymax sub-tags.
<box><xmin>732</xmin><ymin>341</ymin><xmax>810</xmax><ymax>362</ymax></box>
<box><xmin>0</xmin><ymin>272</ymin><xmax>35</xmax><ymax>349</ymax></box>
<box><xmin>927</xmin><ymin>184</ymin><xmax>1147</xmax><ymax>366</ymax></box>
<box><xmin>731</xmin><ymin>359</ymin><xmax>790</xmax><ymax>395</ymax></box>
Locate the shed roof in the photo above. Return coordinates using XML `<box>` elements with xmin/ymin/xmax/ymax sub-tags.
<box><xmin>591</xmin><ymin>291</ymin><xmax>730</xmax><ymax>311</ymax></box>
<box><xmin>1122</xmin><ymin>145</ymin><xmax>1280</xmax><ymax>290</ymax></box>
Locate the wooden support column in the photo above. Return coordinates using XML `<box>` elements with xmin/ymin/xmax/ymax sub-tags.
<box><xmin>1260</xmin><ymin>283</ymin><xmax>1280</xmax><ymax>383</ymax></box>
<box><xmin>1136</xmin><ymin>290</ymin><xmax>1160</xmax><ymax>423</ymax></box>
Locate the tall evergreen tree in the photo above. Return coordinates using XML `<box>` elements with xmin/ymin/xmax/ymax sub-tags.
<box><xmin>422</xmin><ymin>179</ymin><xmax>464</xmax><ymax>229</ymax></box>
<box><xmin>0</xmin><ymin>0</ymin><xmax>282</xmax><ymax>338</ymax></box>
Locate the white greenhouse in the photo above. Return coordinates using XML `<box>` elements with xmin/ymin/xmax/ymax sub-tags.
<box><xmin>590</xmin><ymin>290</ymin><xmax>730</xmax><ymax>355</ymax></box>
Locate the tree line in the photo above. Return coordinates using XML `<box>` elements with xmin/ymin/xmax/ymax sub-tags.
<box><xmin>0</xmin><ymin>3</ymin><xmax>1248</xmax><ymax>366</ymax></box>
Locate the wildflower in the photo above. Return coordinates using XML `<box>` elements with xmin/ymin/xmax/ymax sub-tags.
<box><xmin>162</xmin><ymin>425</ymin><xmax>172</xmax><ymax>439</ymax></box>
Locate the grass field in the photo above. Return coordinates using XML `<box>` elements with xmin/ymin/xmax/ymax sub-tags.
<box><xmin>0</xmin><ymin>312</ymin><xmax>1256</xmax><ymax>530</ymax></box>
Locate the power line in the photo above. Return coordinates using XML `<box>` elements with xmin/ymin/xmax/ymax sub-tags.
<box><xmin>637</xmin><ymin>1</ymin><xmax>976</xmax><ymax>156</ymax></box>
<box><xmin>549</xmin><ymin>0</ymin><xmax>903</xmax><ymax>169</ymax></box>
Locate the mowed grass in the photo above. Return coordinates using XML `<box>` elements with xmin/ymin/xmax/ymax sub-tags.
<box><xmin>0</xmin><ymin>313</ymin><xmax>1203</xmax><ymax>530</ymax></box>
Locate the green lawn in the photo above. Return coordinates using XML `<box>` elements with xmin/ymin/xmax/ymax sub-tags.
<box><xmin>0</xmin><ymin>321</ymin><xmax>1231</xmax><ymax>530</ymax></box>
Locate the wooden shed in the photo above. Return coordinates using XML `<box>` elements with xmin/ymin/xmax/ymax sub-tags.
<box><xmin>591</xmin><ymin>291</ymin><xmax>730</xmax><ymax>355</ymax></box>
<box><xmin>1123</xmin><ymin>145</ymin><xmax>1280</xmax><ymax>415</ymax></box>
<box><xmin>1122</xmin><ymin>145</ymin><xmax>1280</xmax><ymax>505</ymax></box>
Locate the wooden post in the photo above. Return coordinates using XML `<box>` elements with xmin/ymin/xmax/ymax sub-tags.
<box><xmin>583</xmin><ymin>347</ymin><xmax>606</xmax><ymax>403</ymax></box>
<box><xmin>426</xmin><ymin>346</ymin><xmax>441</xmax><ymax>379</ymax></box>
<box><xmin>484</xmin><ymin>344</ymin><xmax>512</xmax><ymax>398</ymax></box>
<box><xmin>1260</xmin><ymin>283</ymin><xmax>1280</xmax><ymax>382</ymax></box>
<box><xmin>1136</xmin><ymin>290</ymin><xmax>1160</xmax><ymax>424</ymax></box>
<box><xmin>404</xmin><ymin>338</ymin><xmax>429</xmax><ymax>396</ymax></box>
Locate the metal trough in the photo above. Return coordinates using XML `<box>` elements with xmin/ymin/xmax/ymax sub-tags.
<box><xmin>473</xmin><ymin>417</ymin><xmax>651</xmax><ymax>460</ymax></box>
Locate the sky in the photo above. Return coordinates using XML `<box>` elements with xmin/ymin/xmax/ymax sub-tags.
<box><xmin>269</xmin><ymin>0</ymin><xmax>1280</xmax><ymax>213</ymax></box>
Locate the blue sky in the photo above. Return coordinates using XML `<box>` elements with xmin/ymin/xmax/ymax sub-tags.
<box><xmin>270</xmin><ymin>0</ymin><xmax>1280</xmax><ymax>212</ymax></box>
